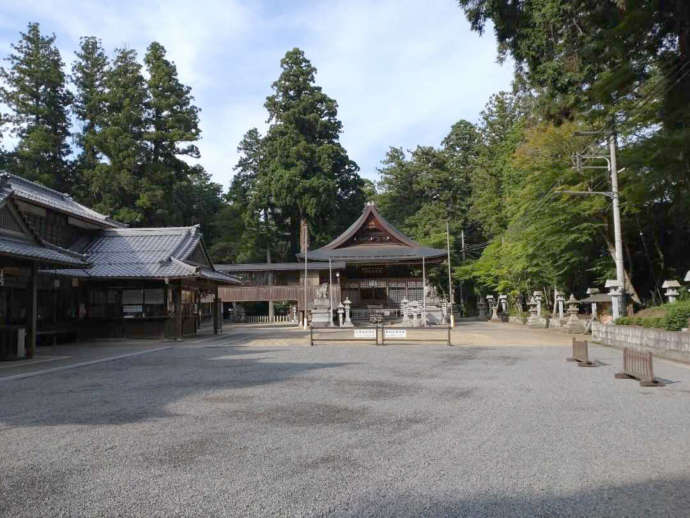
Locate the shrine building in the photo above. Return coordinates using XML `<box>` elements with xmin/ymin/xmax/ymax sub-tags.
<box><xmin>0</xmin><ymin>173</ymin><xmax>239</xmax><ymax>360</ymax></box>
<box><xmin>217</xmin><ymin>202</ymin><xmax>448</xmax><ymax>323</ymax></box>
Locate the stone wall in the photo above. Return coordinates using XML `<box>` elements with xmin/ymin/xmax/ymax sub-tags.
<box><xmin>591</xmin><ymin>321</ymin><xmax>690</xmax><ymax>363</ymax></box>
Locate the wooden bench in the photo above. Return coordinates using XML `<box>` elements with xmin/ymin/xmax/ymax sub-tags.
<box><xmin>566</xmin><ymin>338</ymin><xmax>595</xmax><ymax>367</ymax></box>
<box><xmin>615</xmin><ymin>348</ymin><xmax>663</xmax><ymax>387</ymax></box>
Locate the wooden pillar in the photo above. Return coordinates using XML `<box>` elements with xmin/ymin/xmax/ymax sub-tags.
<box><xmin>175</xmin><ymin>284</ymin><xmax>183</xmax><ymax>340</ymax></box>
<box><xmin>27</xmin><ymin>262</ymin><xmax>37</xmax><ymax>358</ymax></box>
<box><xmin>213</xmin><ymin>284</ymin><xmax>220</xmax><ymax>335</ymax></box>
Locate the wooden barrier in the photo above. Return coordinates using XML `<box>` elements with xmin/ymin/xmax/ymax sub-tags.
<box><xmin>309</xmin><ymin>326</ymin><xmax>452</xmax><ymax>346</ymax></box>
<box><xmin>380</xmin><ymin>326</ymin><xmax>452</xmax><ymax>346</ymax></box>
<box><xmin>309</xmin><ymin>327</ymin><xmax>379</xmax><ymax>346</ymax></box>
<box><xmin>566</xmin><ymin>338</ymin><xmax>595</xmax><ymax>367</ymax></box>
<box><xmin>614</xmin><ymin>348</ymin><xmax>664</xmax><ymax>387</ymax></box>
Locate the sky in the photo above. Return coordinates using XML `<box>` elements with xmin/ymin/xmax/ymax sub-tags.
<box><xmin>0</xmin><ymin>0</ymin><xmax>514</xmax><ymax>189</ymax></box>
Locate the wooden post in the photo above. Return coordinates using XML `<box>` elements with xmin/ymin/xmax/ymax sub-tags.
<box><xmin>213</xmin><ymin>285</ymin><xmax>220</xmax><ymax>335</ymax></box>
<box><xmin>27</xmin><ymin>262</ymin><xmax>37</xmax><ymax>358</ymax></box>
<box><xmin>175</xmin><ymin>284</ymin><xmax>183</xmax><ymax>340</ymax></box>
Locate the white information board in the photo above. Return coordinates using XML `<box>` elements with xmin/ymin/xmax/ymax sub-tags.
<box><xmin>384</xmin><ymin>329</ymin><xmax>407</xmax><ymax>339</ymax></box>
<box><xmin>354</xmin><ymin>329</ymin><xmax>376</xmax><ymax>339</ymax></box>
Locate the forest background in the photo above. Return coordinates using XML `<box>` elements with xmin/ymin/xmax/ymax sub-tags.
<box><xmin>1</xmin><ymin>1</ymin><xmax>689</xmax><ymax>310</ymax></box>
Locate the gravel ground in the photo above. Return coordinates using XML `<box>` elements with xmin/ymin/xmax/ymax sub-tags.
<box><xmin>2</xmin><ymin>329</ymin><xmax>690</xmax><ymax>517</ymax></box>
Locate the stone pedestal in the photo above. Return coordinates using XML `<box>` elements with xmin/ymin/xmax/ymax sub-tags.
<box><xmin>528</xmin><ymin>292</ymin><xmax>547</xmax><ymax>328</ymax></box>
<box><xmin>311</xmin><ymin>283</ymin><xmax>332</xmax><ymax>328</ymax></box>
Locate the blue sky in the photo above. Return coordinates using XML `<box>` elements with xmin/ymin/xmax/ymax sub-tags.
<box><xmin>0</xmin><ymin>0</ymin><xmax>513</xmax><ymax>189</ymax></box>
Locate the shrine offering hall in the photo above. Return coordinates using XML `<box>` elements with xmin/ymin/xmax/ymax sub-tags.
<box><xmin>217</xmin><ymin>202</ymin><xmax>449</xmax><ymax>323</ymax></box>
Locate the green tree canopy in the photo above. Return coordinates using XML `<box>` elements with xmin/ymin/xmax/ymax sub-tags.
<box><xmin>0</xmin><ymin>22</ymin><xmax>72</xmax><ymax>189</ymax></box>
<box><xmin>213</xmin><ymin>48</ymin><xmax>365</xmax><ymax>262</ymax></box>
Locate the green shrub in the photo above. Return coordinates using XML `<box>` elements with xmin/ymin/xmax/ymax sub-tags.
<box><xmin>665</xmin><ymin>301</ymin><xmax>690</xmax><ymax>331</ymax></box>
<box><xmin>615</xmin><ymin>301</ymin><xmax>690</xmax><ymax>331</ymax></box>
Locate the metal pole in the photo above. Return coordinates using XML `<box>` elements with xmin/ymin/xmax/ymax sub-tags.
<box><xmin>303</xmin><ymin>221</ymin><xmax>308</xmax><ymax>328</ymax></box>
<box><xmin>422</xmin><ymin>255</ymin><xmax>426</xmax><ymax>327</ymax></box>
<box><xmin>446</xmin><ymin>220</ymin><xmax>454</xmax><ymax>327</ymax></box>
<box><xmin>609</xmin><ymin>131</ymin><xmax>625</xmax><ymax>318</ymax></box>
<box><xmin>329</xmin><ymin>257</ymin><xmax>334</xmax><ymax>327</ymax></box>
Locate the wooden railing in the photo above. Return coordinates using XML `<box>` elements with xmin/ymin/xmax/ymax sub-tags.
<box><xmin>231</xmin><ymin>314</ymin><xmax>297</xmax><ymax>324</ymax></box>
<box><xmin>219</xmin><ymin>284</ymin><xmax>341</xmax><ymax>310</ymax></box>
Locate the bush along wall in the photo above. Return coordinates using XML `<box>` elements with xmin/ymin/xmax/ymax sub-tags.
<box><xmin>615</xmin><ymin>300</ymin><xmax>690</xmax><ymax>331</ymax></box>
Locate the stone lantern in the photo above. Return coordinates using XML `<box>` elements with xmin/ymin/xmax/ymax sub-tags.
<box><xmin>565</xmin><ymin>294</ymin><xmax>585</xmax><ymax>334</ymax></box>
<box><xmin>533</xmin><ymin>291</ymin><xmax>543</xmax><ymax>317</ymax></box>
<box><xmin>498</xmin><ymin>294</ymin><xmax>508</xmax><ymax>314</ymax></box>
<box><xmin>342</xmin><ymin>297</ymin><xmax>354</xmax><ymax>327</ymax></box>
<box><xmin>555</xmin><ymin>292</ymin><xmax>565</xmax><ymax>321</ymax></box>
<box><xmin>477</xmin><ymin>297</ymin><xmax>488</xmax><ymax>320</ymax></box>
<box><xmin>605</xmin><ymin>279</ymin><xmax>622</xmax><ymax>319</ymax></box>
<box><xmin>528</xmin><ymin>291</ymin><xmax>547</xmax><ymax>328</ymax></box>
<box><xmin>337</xmin><ymin>302</ymin><xmax>345</xmax><ymax>327</ymax></box>
<box><xmin>662</xmin><ymin>280</ymin><xmax>681</xmax><ymax>304</ymax></box>
<box><xmin>401</xmin><ymin>297</ymin><xmax>409</xmax><ymax>323</ymax></box>
<box><xmin>586</xmin><ymin>288</ymin><xmax>600</xmax><ymax>321</ymax></box>
<box><xmin>486</xmin><ymin>295</ymin><xmax>499</xmax><ymax>321</ymax></box>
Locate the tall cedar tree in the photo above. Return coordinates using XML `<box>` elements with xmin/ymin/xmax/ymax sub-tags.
<box><xmin>91</xmin><ymin>48</ymin><xmax>149</xmax><ymax>224</ymax></box>
<box><xmin>71</xmin><ymin>36</ymin><xmax>108</xmax><ymax>204</ymax></box>
<box><xmin>0</xmin><ymin>23</ymin><xmax>72</xmax><ymax>190</ymax></box>
<box><xmin>142</xmin><ymin>42</ymin><xmax>204</xmax><ymax>226</ymax></box>
<box><xmin>211</xmin><ymin>128</ymin><xmax>269</xmax><ymax>263</ymax></box>
<box><xmin>257</xmin><ymin>48</ymin><xmax>364</xmax><ymax>257</ymax></box>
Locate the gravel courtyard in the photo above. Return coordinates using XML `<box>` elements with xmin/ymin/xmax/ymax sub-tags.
<box><xmin>2</xmin><ymin>326</ymin><xmax>690</xmax><ymax>517</ymax></box>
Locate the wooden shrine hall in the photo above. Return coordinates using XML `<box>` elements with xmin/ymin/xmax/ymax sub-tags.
<box><xmin>217</xmin><ymin>202</ymin><xmax>448</xmax><ymax>324</ymax></box>
<box><xmin>0</xmin><ymin>173</ymin><xmax>239</xmax><ymax>360</ymax></box>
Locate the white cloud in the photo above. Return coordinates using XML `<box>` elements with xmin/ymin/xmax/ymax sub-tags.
<box><xmin>0</xmin><ymin>0</ymin><xmax>513</xmax><ymax>189</ymax></box>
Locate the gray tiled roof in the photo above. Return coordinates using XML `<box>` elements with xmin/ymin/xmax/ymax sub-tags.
<box><xmin>0</xmin><ymin>235</ymin><xmax>89</xmax><ymax>267</ymax></box>
<box><xmin>215</xmin><ymin>262</ymin><xmax>346</xmax><ymax>272</ymax></box>
<box><xmin>48</xmin><ymin>226</ymin><xmax>240</xmax><ymax>284</ymax></box>
<box><xmin>0</xmin><ymin>173</ymin><xmax>123</xmax><ymax>228</ymax></box>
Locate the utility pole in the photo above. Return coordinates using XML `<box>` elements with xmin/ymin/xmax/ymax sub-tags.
<box><xmin>570</xmin><ymin>127</ymin><xmax>626</xmax><ymax>318</ymax></box>
<box><xmin>609</xmin><ymin>131</ymin><xmax>626</xmax><ymax>315</ymax></box>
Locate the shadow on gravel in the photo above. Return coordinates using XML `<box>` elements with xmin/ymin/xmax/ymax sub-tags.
<box><xmin>347</xmin><ymin>476</ymin><xmax>690</xmax><ymax>517</ymax></box>
<box><xmin>0</xmin><ymin>345</ymin><xmax>350</xmax><ymax>427</ymax></box>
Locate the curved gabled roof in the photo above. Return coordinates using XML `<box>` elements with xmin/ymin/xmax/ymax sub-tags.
<box><xmin>0</xmin><ymin>172</ymin><xmax>124</xmax><ymax>228</ymax></box>
<box><xmin>0</xmin><ymin>192</ymin><xmax>89</xmax><ymax>268</ymax></box>
<box><xmin>298</xmin><ymin>202</ymin><xmax>446</xmax><ymax>263</ymax></box>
